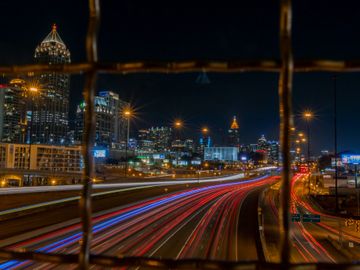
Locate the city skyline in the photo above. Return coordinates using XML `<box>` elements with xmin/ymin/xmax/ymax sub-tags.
<box><xmin>1</xmin><ymin>1</ymin><xmax>360</xmax><ymax>153</ymax></box>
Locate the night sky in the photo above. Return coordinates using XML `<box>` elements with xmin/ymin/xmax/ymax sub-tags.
<box><xmin>1</xmin><ymin>1</ymin><xmax>360</xmax><ymax>153</ymax></box>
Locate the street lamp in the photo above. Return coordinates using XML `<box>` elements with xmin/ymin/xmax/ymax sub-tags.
<box><xmin>200</xmin><ymin>126</ymin><xmax>210</xmax><ymax>161</ymax></box>
<box><xmin>202</xmin><ymin>127</ymin><xmax>209</xmax><ymax>134</ymax></box>
<box><xmin>303</xmin><ymin>110</ymin><xmax>313</xmax><ymax>194</ymax></box>
<box><xmin>123</xmin><ymin>108</ymin><xmax>132</xmax><ymax>177</ymax></box>
<box><xmin>26</xmin><ymin>85</ymin><xmax>39</xmax><ymax>185</ymax></box>
<box><xmin>174</xmin><ymin>120</ymin><xmax>182</xmax><ymax>132</ymax></box>
<box><xmin>173</xmin><ymin>120</ymin><xmax>183</xmax><ymax>166</ymax></box>
<box><xmin>303</xmin><ymin>111</ymin><xmax>313</xmax><ymax>162</ymax></box>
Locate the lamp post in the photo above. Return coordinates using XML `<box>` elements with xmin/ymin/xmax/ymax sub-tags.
<box><xmin>124</xmin><ymin>108</ymin><xmax>132</xmax><ymax>178</ymax></box>
<box><xmin>28</xmin><ymin>87</ymin><xmax>39</xmax><ymax>163</ymax></box>
<box><xmin>303</xmin><ymin>110</ymin><xmax>313</xmax><ymax>194</ymax></box>
<box><xmin>201</xmin><ymin>126</ymin><xmax>209</xmax><ymax>155</ymax></box>
<box><xmin>174</xmin><ymin>120</ymin><xmax>182</xmax><ymax>166</ymax></box>
<box><xmin>199</xmin><ymin>127</ymin><xmax>209</xmax><ymax>178</ymax></box>
<box><xmin>26</xmin><ymin>86</ymin><xmax>39</xmax><ymax>185</ymax></box>
<box><xmin>333</xmin><ymin>75</ymin><xmax>339</xmax><ymax>213</ymax></box>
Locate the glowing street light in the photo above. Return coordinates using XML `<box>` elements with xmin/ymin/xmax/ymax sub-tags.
<box><xmin>202</xmin><ymin>127</ymin><xmax>209</xmax><ymax>134</ymax></box>
<box><xmin>28</xmin><ymin>86</ymin><xmax>39</xmax><ymax>93</ymax></box>
<box><xmin>123</xmin><ymin>107</ymin><xmax>133</xmax><ymax>177</ymax></box>
<box><xmin>124</xmin><ymin>109</ymin><xmax>132</xmax><ymax>118</ymax></box>
<box><xmin>174</xmin><ymin>120</ymin><xmax>182</xmax><ymax>128</ymax></box>
<box><xmin>303</xmin><ymin>109</ymin><xmax>313</xmax><ymax>194</ymax></box>
<box><xmin>303</xmin><ymin>111</ymin><xmax>313</xmax><ymax>120</ymax></box>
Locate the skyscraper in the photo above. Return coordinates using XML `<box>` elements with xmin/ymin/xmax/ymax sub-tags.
<box><xmin>137</xmin><ymin>127</ymin><xmax>172</xmax><ymax>152</ymax></box>
<box><xmin>32</xmin><ymin>24</ymin><xmax>71</xmax><ymax>144</ymax></box>
<box><xmin>98</xmin><ymin>91</ymin><xmax>128</xmax><ymax>145</ymax></box>
<box><xmin>75</xmin><ymin>91</ymin><xmax>129</xmax><ymax>148</ymax></box>
<box><xmin>0</xmin><ymin>79</ymin><xmax>27</xmax><ymax>143</ymax></box>
<box><xmin>227</xmin><ymin>116</ymin><xmax>240</xmax><ymax>148</ymax></box>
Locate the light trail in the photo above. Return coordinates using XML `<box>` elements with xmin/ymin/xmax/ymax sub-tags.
<box><xmin>0</xmin><ymin>173</ymin><xmax>246</xmax><ymax>195</ymax></box>
<box><xmin>0</xmin><ymin>185</ymin><xmax>156</xmax><ymax>218</ymax></box>
<box><xmin>0</xmin><ymin>175</ymin><xmax>275</xmax><ymax>269</ymax></box>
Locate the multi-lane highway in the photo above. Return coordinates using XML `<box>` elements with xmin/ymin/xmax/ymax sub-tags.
<box><xmin>0</xmin><ymin>175</ymin><xmax>276</xmax><ymax>269</ymax></box>
<box><xmin>262</xmin><ymin>173</ymin><xmax>360</xmax><ymax>263</ymax></box>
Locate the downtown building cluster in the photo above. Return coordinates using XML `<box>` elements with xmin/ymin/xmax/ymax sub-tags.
<box><xmin>124</xmin><ymin>116</ymin><xmax>280</xmax><ymax>169</ymax></box>
<box><xmin>0</xmin><ymin>25</ymin><xmax>130</xmax><ymax>185</ymax></box>
<box><xmin>0</xmin><ymin>25</ymin><xmax>280</xmax><ymax>186</ymax></box>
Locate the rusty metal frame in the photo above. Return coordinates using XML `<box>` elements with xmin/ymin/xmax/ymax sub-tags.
<box><xmin>0</xmin><ymin>0</ymin><xmax>359</xmax><ymax>269</ymax></box>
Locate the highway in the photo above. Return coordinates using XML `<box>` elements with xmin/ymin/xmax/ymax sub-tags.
<box><xmin>262</xmin><ymin>173</ymin><xmax>360</xmax><ymax>263</ymax></box>
<box><xmin>0</xmin><ymin>175</ymin><xmax>276</xmax><ymax>269</ymax></box>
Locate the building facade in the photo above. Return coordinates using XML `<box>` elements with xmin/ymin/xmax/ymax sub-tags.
<box><xmin>137</xmin><ymin>127</ymin><xmax>172</xmax><ymax>153</ymax></box>
<box><xmin>227</xmin><ymin>116</ymin><xmax>240</xmax><ymax>148</ymax></box>
<box><xmin>75</xmin><ymin>91</ymin><xmax>129</xmax><ymax>148</ymax></box>
<box><xmin>32</xmin><ymin>24</ymin><xmax>71</xmax><ymax>144</ymax></box>
<box><xmin>0</xmin><ymin>79</ymin><xmax>27</xmax><ymax>143</ymax></box>
<box><xmin>0</xmin><ymin>143</ymin><xmax>82</xmax><ymax>172</ymax></box>
<box><xmin>98</xmin><ymin>91</ymin><xmax>128</xmax><ymax>146</ymax></box>
<box><xmin>204</xmin><ymin>147</ymin><xmax>238</xmax><ymax>162</ymax></box>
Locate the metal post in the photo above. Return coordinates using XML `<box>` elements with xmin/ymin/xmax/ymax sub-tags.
<box><xmin>355</xmin><ymin>164</ymin><xmax>358</xmax><ymax>189</ymax></box>
<box><xmin>28</xmin><ymin>96</ymin><xmax>35</xmax><ymax>175</ymax></box>
<box><xmin>78</xmin><ymin>0</ymin><xmax>100</xmax><ymax>269</ymax></box>
<box><xmin>307</xmin><ymin>121</ymin><xmax>311</xmax><ymax>194</ymax></box>
<box><xmin>125</xmin><ymin>117</ymin><xmax>130</xmax><ymax>177</ymax></box>
<box><xmin>333</xmin><ymin>75</ymin><xmax>339</xmax><ymax>213</ymax></box>
<box><xmin>26</xmin><ymin>94</ymin><xmax>37</xmax><ymax>185</ymax></box>
<box><xmin>278</xmin><ymin>0</ymin><xmax>293</xmax><ymax>267</ymax></box>
<box><xmin>357</xmin><ymin>189</ymin><xmax>360</xmax><ymax>217</ymax></box>
<box><xmin>355</xmin><ymin>164</ymin><xmax>359</xmax><ymax>216</ymax></box>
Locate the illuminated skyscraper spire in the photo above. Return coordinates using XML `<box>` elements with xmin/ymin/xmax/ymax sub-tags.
<box><xmin>230</xmin><ymin>116</ymin><xmax>239</xmax><ymax>129</ymax></box>
<box><xmin>41</xmin><ymin>24</ymin><xmax>65</xmax><ymax>45</ymax></box>
<box><xmin>228</xmin><ymin>116</ymin><xmax>240</xmax><ymax>148</ymax></box>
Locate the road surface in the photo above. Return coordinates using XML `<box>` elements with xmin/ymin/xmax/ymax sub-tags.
<box><xmin>261</xmin><ymin>173</ymin><xmax>360</xmax><ymax>263</ymax></box>
<box><xmin>0</xmin><ymin>175</ymin><xmax>276</xmax><ymax>269</ymax></box>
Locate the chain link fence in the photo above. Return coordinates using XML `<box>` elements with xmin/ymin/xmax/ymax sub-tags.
<box><xmin>0</xmin><ymin>0</ymin><xmax>359</xmax><ymax>269</ymax></box>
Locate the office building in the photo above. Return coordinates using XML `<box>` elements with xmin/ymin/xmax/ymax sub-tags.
<box><xmin>75</xmin><ymin>91</ymin><xmax>129</xmax><ymax>148</ymax></box>
<box><xmin>32</xmin><ymin>24</ymin><xmax>71</xmax><ymax>144</ymax></box>
<box><xmin>98</xmin><ymin>91</ymin><xmax>128</xmax><ymax>145</ymax></box>
<box><xmin>227</xmin><ymin>116</ymin><xmax>240</xmax><ymax>148</ymax></box>
<box><xmin>268</xmin><ymin>140</ymin><xmax>280</xmax><ymax>163</ymax></box>
<box><xmin>204</xmin><ymin>147</ymin><xmax>238</xmax><ymax>162</ymax></box>
<box><xmin>198</xmin><ymin>135</ymin><xmax>212</xmax><ymax>155</ymax></box>
<box><xmin>0</xmin><ymin>79</ymin><xmax>27</xmax><ymax>143</ymax></box>
<box><xmin>137</xmin><ymin>127</ymin><xmax>172</xmax><ymax>152</ymax></box>
<box><xmin>0</xmin><ymin>143</ymin><xmax>82</xmax><ymax>172</ymax></box>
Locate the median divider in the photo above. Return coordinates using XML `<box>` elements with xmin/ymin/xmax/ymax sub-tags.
<box><xmin>0</xmin><ymin>186</ymin><xmax>156</xmax><ymax>222</ymax></box>
<box><xmin>0</xmin><ymin>173</ymin><xmax>247</xmax><ymax>222</ymax></box>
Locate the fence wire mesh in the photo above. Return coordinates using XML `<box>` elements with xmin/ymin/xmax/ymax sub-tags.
<box><xmin>0</xmin><ymin>0</ymin><xmax>359</xmax><ymax>269</ymax></box>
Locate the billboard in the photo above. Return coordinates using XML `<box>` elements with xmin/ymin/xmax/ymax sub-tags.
<box><xmin>341</xmin><ymin>154</ymin><xmax>360</xmax><ymax>165</ymax></box>
<box><xmin>93</xmin><ymin>149</ymin><xmax>107</xmax><ymax>158</ymax></box>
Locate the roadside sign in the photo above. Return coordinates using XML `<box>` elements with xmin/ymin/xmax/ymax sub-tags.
<box><xmin>302</xmin><ymin>214</ymin><xmax>320</xmax><ymax>223</ymax></box>
<box><xmin>341</xmin><ymin>154</ymin><xmax>360</xmax><ymax>165</ymax></box>
<box><xmin>291</xmin><ymin>214</ymin><xmax>301</xmax><ymax>222</ymax></box>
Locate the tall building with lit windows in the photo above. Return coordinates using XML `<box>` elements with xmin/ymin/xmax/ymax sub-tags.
<box><xmin>227</xmin><ymin>116</ymin><xmax>240</xmax><ymax>148</ymax></box>
<box><xmin>0</xmin><ymin>79</ymin><xmax>28</xmax><ymax>143</ymax></box>
<box><xmin>32</xmin><ymin>24</ymin><xmax>71</xmax><ymax>145</ymax></box>
<box><xmin>74</xmin><ymin>91</ymin><xmax>129</xmax><ymax>148</ymax></box>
